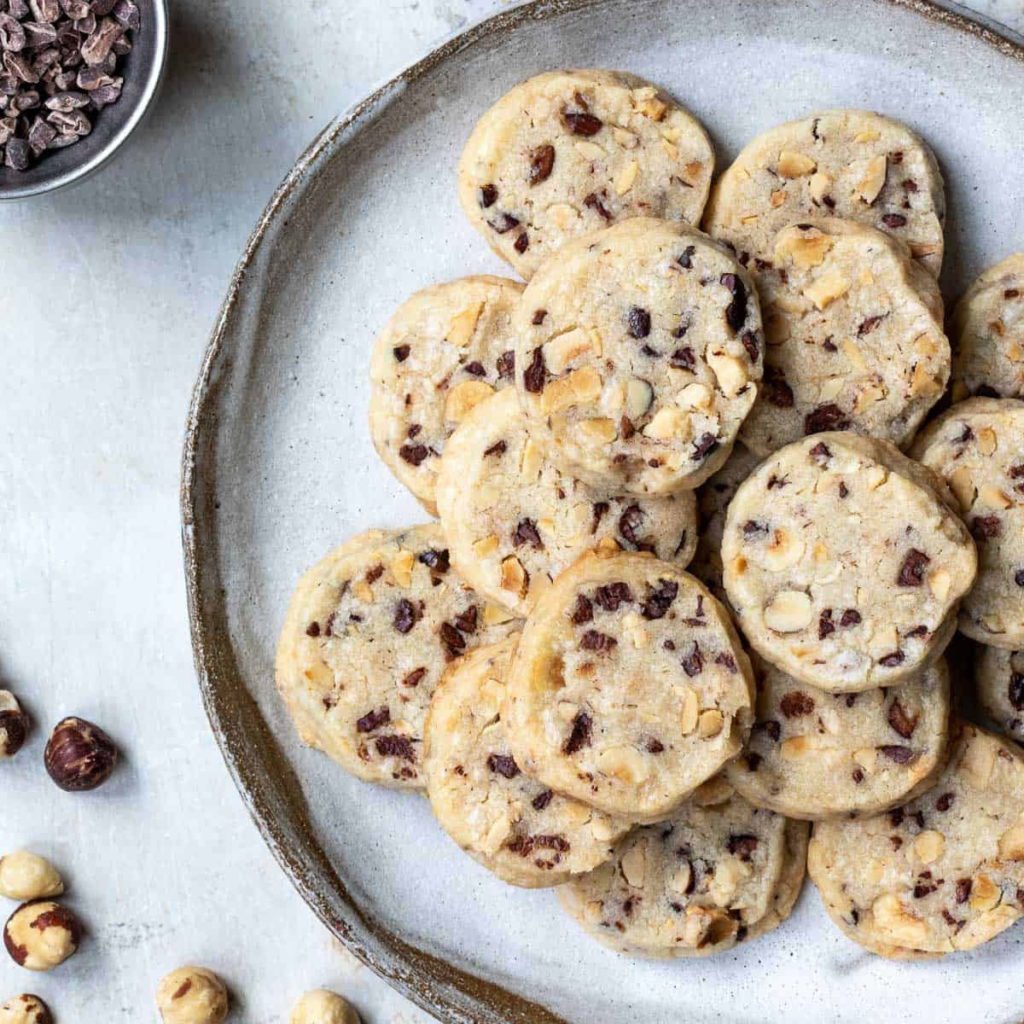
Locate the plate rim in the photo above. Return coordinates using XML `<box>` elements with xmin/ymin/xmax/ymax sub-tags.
<box><xmin>180</xmin><ymin>2</ymin><xmax>1024</xmax><ymax>1023</ymax></box>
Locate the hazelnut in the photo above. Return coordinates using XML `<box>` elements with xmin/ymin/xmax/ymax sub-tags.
<box><xmin>0</xmin><ymin>692</ymin><xmax>29</xmax><ymax>760</ymax></box>
<box><xmin>0</xmin><ymin>853</ymin><xmax>64</xmax><ymax>902</ymax></box>
<box><xmin>289</xmin><ymin>990</ymin><xmax>361</xmax><ymax>1024</ymax></box>
<box><xmin>44</xmin><ymin>717</ymin><xmax>118</xmax><ymax>792</ymax></box>
<box><xmin>156</xmin><ymin>966</ymin><xmax>229</xmax><ymax>1024</ymax></box>
<box><xmin>3</xmin><ymin>901</ymin><xmax>82</xmax><ymax>972</ymax></box>
<box><xmin>0</xmin><ymin>995</ymin><xmax>53</xmax><ymax>1024</ymax></box>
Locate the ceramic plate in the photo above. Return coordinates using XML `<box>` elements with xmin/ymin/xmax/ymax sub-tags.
<box><xmin>182</xmin><ymin>2</ymin><xmax>1024</xmax><ymax>1021</ymax></box>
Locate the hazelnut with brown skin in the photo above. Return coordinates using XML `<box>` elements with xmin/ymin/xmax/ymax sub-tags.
<box><xmin>3</xmin><ymin>901</ymin><xmax>81</xmax><ymax>972</ymax></box>
<box><xmin>0</xmin><ymin>692</ymin><xmax>29</xmax><ymax>760</ymax></box>
<box><xmin>44</xmin><ymin>716</ymin><xmax>118</xmax><ymax>792</ymax></box>
<box><xmin>290</xmin><ymin>990</ymin><xmax>361</xmax><ymax>1024</ymax></box>
<box><xmin>0</xmin><ymin>994</ymin><xmax>53</xmax><ymax>1024</ymax></box>
<box><xmin>0</xmin><ymin>853</ymin><xmax>64</xmax><ymax>902</ymax></box>
<box><xmin>156</xmin><ymin>966</ymin><xmax>229</xmax><ymax>1024</ymax></box>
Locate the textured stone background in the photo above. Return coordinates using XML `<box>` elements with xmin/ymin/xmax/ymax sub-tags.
<box><xmin>1</xmin><ymin>1</ymin><xmax>1020</xmax><ymax>1020</ymax></box>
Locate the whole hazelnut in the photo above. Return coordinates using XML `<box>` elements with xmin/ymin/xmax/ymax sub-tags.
<box><xmin>0</xmin><ymin>692</ymin><xmax>29</xmax><ymax>760</ymax></box>
<box><xmin>156</xmin><ymin>966</ymin><xmax>229</xmax><ymax>1024</ymax></box>
<box><xmin>0</xmin><ymin>994</ymin><xmax>53</xmax><ymax>1024</ymax></box>
<box><xmin>0</xmin><ymin>853</ymin><xmax>64</xmax><ymax>902</ymax></box>
<box><xmin>290</xmin><ymin>990</ymin><xmax>361</xmax><ymax>1024</ymax></box>
<box><xmin>3</xmin><ymin>901</ymin><xmax>81</xmax><ymax>971</ymax></box>
<box><xmin>44</xmin><ymin>716</ymin><xmax>118</xmax><ymax>792</ymax></box>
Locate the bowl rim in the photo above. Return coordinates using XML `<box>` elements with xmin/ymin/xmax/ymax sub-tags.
<box><xmin>0</xmin><ymin>0</ymin><xmax>169</xmax><ymax>202</ymax></box>
<box><xmin>180</xmin><ymin>2</ymin><xmax>1024</xmax><ymax>1023</ymax></box>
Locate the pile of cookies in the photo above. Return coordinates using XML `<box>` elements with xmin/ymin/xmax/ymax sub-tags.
<box><xmin>276</xmin><ymin>68</ymin><xmax>1024</xmax><ymax>961</ymax></box>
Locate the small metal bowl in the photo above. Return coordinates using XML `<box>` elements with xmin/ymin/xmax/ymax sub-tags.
<box><xmin>0</xmin><ymin>0</ymin><xmax>168</xmax><ymax>201</ymax></box>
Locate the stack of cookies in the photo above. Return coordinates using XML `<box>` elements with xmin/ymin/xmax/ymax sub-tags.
<box><xmin>276</xmin><ymin>68</ymin><xmax>1024</xmax><ymax>962</ymax></box>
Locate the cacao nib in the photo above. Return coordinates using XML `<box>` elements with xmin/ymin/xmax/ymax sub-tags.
<box><xmin>463</xmin><ymin>360</ymin><xmax>486</xmax><ymax>377</ymax></box>
<box><xmin>641</xmin><ymin>578</ymin><xmax>678</xmax><ymax>620</ymax></box>
<box><xmin>742</xmin><ymin>519</ymin><xmax>768</xmax><ymax>537</ymax></box>
<box><xmin>528</xmin><ymin>143</ymin><xmax>555</xmax><ymax>185</ymax></box>
<box><xmin>399</xmin><ymin>443</ymin><xmax>430</xmax><ymax>466</ymax></box>
<box><xmin>375</xmin><ymin>734</ymin><xmax>415</xmax><ymax>760</ymax></box>
<box><xmin>563</xmin><ymin>711</ymin><xmax>592</xmax><ymax>754</ymax></box>
<box><xmin>571</xmin><ymin>594</ymin><xmax>594</xmax><ymax>624</ymax></box>
<box><xmin>852</xmin><ymin>767</ymin><xmax>865</xmax><ymax>784</ymax></box>
<box><xmin>726</xmin><ymin>834</ymin><xmax>758</xmax><ymax>861</ymax></box>
<box><xmin>935</xmin><ymin>792</ymin><xmax>955</xmax><ymax>812</ymax></box>
<box><xmin>365</xmin><ymin>564</ymin><xmax>384</xmax><ymax>584</ymax></box>
<box><xmin>669</xmin><ymin>347</ymin><xmax>695</xmax><ymax>371</ymax></box>
<box><xmin>514</xmin><ymin>232</ymin><xmax>529</xmax><ymax>254</ymax></box>
<box><xmin>681</xmin><ymin>642</ymin><xmax>703</xmax><ymax>677</ymax></box>
<box><xmin>532</xmin><ymin>789</ymin><xmax>554</xmax><ymax>811</ymax></box>
<box><xmin>595</xmin><ymin>582</ymin><xmax>633</xmax><ymax>611</ymax></box>
<box><xmin>580</xmin><ymin>630</ymin><xmax>617</xmax><ymax>653</ymax></box>
<box><xmin>583</xmin><ymin>191</ymin><xmax>612</xmax><ymax>220</ymax></box>
<box><xmin>1008</xmin><ymin>672</ymin><xmax>1024</xmax><ymax>711</ymax></box>
<box><xmin>720</xmin><ymin>273</ymin><xmax>748</xmax><ymax>333</ymax></box>
<box><xmin>393</xmin><ymin>344</ymin><xmax>410</xmax><ymax>362</ymax></box>
<box><xmin>439</xmin><ymin>622</ymin><xmax>466</xmax><ymax>653</ymax></box>
<box><xmin>487</xmin><ymin>753</ymin><xmax>520</xmax><ymax>779</ymax></box>
<box><xmin>971</xmin><ymin>515</ymin><xmax>1001</xmax><ymax>541</ymax></box>
<box><xmin>627</xmin><ymin>306</ymin><xmax>651</xmax><ymax>339</ymax></box>
<box><xmin>356</xmin><ymin>707</ymin><xmax>390</xmax><ymax>733</ymax></box>
<box><xmin>523</xmin><ymin>347</ymin><xmax>546</xmax><ymax>393</ymax></box>
<box><xmin>513</xmin><ymin>517</ymin><xmax>543</xmax><ymax>550</ymax></box>
<box><xmin>402</xmin><ymin>667</ymin><xmax>427</xmax><ymax>689</ymax></box>
<box><xmin>804</xmin><ymin>403</ymin><xmax>850</xmax><ymax>434</ymax></box>
<box><xmin>646</xmin><ymin>737</ymin><xmax>665</xmax><ymax>754</ymax></box>
<box><xmin>818</xmin><ymin>609</ymin><xmax>835</xmax><ymax>639</ymax></box>
<box><xmin>479</xmin><ymin>183</ymin><xmax>498</xmax><ymax>207</ymax></box>
<box><xmin>454</xmin><ymin>606</ymin><xmax>478</xmax><ymax>634</ymax></box>
<box><xmin>306</xmin><ymin>621</ymin><xmax>321</xmax><ymax>638</ymax></box>
<box><xmin>484</xmin><ymin>440</ymin><xmax>507</xmax><ymax>457</ymax></box>
<box><xmin>955</xmin><ymin>878</ymin><xmax>972</xmax><ymax>904</ymax></box>
<box><xmin>714</xmin><ymin>652</ymin><xmax>737</xmax><ymax>672</ymax></box>
<box><xmin>496</xmin><ymin>350</ymin><xmax>515</xmax><ymax>378</ymax></box>
<box><xmin>562</xmin><ymin>108</ymin><xmax>602</xmax><ymax>136</ymax></box>
<box><xmin>418</xmin><ymin>548</ymin><xmax>450</xmax><ymax>574</ymax></box>
<box><xmin>620</xmin><ymin>416</ymin><xmax>636</xmax><ymax>440</ymax></box>
<box><xmin>692</xmin><ymin>432</ymin><xmax>718</xmax><ymax>460</ymax></box>
<box><xmin>741</xmin><ymin>331</ymin><xmax>759</xmax><ymax>362</ymax></box>
<box><xmin>591</xmin><ymin>501</ymin><xmax>609</xmax><ymax>532</ymax></box>
<box><xmin>393</xmin><ymin>599</ymin><xmax>420</xmax><ymax>634</ymax></box>
<box><xmin>763</xmin><ymin>373</ymin><xmax>795</xmax><ymax>408</ymax></box>
<box><xmin>531</xmin><ymin>308</ymin><xmax>547</xmax><ymax>325</ymax></box>
<box><xmin>858</xmin><ymin>315</ymin><xmax>886</xmax><ymax>336</ymax></box>
<box><xmin>897</xmin><ymin>549</ymin><xmax>930</xmax><ymax>587</ymax></box>
<box><xmin>840</xmin><ymin>608</ymin><xmax>862</xmax><ymax>627</ymax></box>
<box><xmin>618</xmin><ymin>504</ymin><xmax>646</xmax><ymax>546</ymax></box>
<box><xmin>677</xmin><ymin>245</ymin><xmax>696</xmax><ymax>269</ymax></box>
<box><xmin>809</xmin><ymin>441</ymin><xmax>831</xmax><ymax>465</ymax></box>
<box><xmin>887</xmin><ymin>698</ymin><xmax>919</xmax><ymax>739</ymax></box>
<box><xmin>779</xmin><ymin>691</ymin><xmax>814</xmax><ymax>718</ymax></box>
<box><xmin>879</xmin><ymin>650</ymin><xmax>905</xmax><ymax>668</ymax></box>
<box><xmin>881</xmin><ymin>213</ymin><xmax>907</xmax><ymax>227</ymax></box>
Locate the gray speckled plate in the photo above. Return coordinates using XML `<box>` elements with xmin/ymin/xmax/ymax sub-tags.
<box><xmin>181</xmin><ymin>2</ymin><xmax>1024</xmax><ymax>1022</ymax></box>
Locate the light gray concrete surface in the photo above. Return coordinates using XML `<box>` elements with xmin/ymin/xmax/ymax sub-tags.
<box><xmin>1</xmin><ymin>1</ymin><xmax>1019</xmax><ymax>1020</ymax></box>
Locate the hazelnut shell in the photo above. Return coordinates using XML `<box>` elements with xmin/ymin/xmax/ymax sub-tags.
<box><xmin>44</xmin><ymin>716</ymin><xmax>118</xmax><ymax>792</ymax></box>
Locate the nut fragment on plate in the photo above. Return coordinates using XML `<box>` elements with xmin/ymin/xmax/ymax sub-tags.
<box><xmin>809</xmin><ymin>721</ymin><xmax>1024</xmax><ymax>956</ymax></box>
<box><xmin>44</xmin><ymin>716</ymin><xmax>118</xmax><ymax>792</ymax></box>
<box><xmin>0</xmin><ymin>691</ymin><xmax>28</xmax><ymax>760</ymax></box>
<box><xmin>3</xmin><ymin>901</ymin><xmax>81</xmax><ymax>972</ymax></box>
<box><xmin>704</xmin><ymin>109</ymin><xmax>945</xmax><ymax>278</ymax></box>
<box><xmin>289</xmin><ymin>989</ymin><xmax>361</xmax><ymax>1024</ymax></box>
<box><xmin>458</xmin><ymin>68</ymin><xmax>714</xmax><ymax>278</ymax></box>
<box><xmin>723</xmin><ymin>432</ymin><xmax>976</xmax><ymax>690</ymax></box>
<box><xmin>0</xmin><ymin>852</ymin><xmax>64</xmax><ymax>902</ymax></box>
<box><xmin>559</xmin><ymin>780</ymin><xmax>808</xmax><ymax>957</ymax></box>
<box><xmin>513</xmin><ymin>217</ymin><xmax>764</xmax><ymax>496</ymax></box>
<box><xmin>156</xmin><ymin>966</ymin><xmax>229</xmax><ymax>1024</ymax></box>
<box><xmin>0</xmin><ymin>994</ymin><xmax>53</xmax><ymax>1024</ymax></box>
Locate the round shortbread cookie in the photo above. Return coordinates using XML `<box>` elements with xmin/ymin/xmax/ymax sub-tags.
<box><xmin>726</xmin><ymin>656</ymin><xmax>950</xmax><ymax>820</ymax></box>
<box><xmin>503</xmin><ymin>549</ymin><xmax>754</xmax><ymax>823</ymax></box>
<box><xmin>912</xmin><ymin>398</ymin><xmax>1024</xmax><ymax>649</ymax></box>
<box><xmin>974</xmin><ymin>646</ymin><xmax>1024</xmax><ymax>745</ymax></box>
<box><xmin>513</xmin><ymin>217</ymin><xmax>764</xmax><ymax>496</ymax></box>
<box><xmin>423</xmin><ymin>639</ymin><xmax>631</xmax><ymax>887</ymax></box>
<box><xmin>723</xmin><ymin>432</ymin><xmax>976</xmax><ymax>691</ymax></box>
<box><xmin>457</xmin><ymin>69</ymin><xmax>714</xmax><ymax>280</ymax></box>
<box><xmin>740</xmin><ymin>219</ymin><xmax>948</xmax><ymax>456</ymax></box>
<box><xmin>704</xmin><ymin>109</ymin><xmax>945</xmax><ymax>277</ymax></box>
<box><xmin>690</xmin><ymin>442</ymin><xmax>762</xmax><ymax>605</ymax></box>
<box><xmin>558</xmin><ymin>776</ymin><xmax>808</xmax><ymax>957</ymax></box>
<box><xmin>809</xmin><ymin>721</ymin><xmax>1024</xmax><ymax>956</ymax></box>
<box><xmin>275</xmin><ymin>524</ymin><xmax>518</xmax><ymax>790</ymax></box>
<box><xmin>951</xmin><ymin>253</ymin><xmax>1024</xmax><ymax>401</ymax></box>
<box><xmin>369</xmin><ymin>275</ymin><xmax>523</xmax><ymax>514</ymax></box>
<box><xmin>436</xmin><ymin>388</ymin><xmax>698</xmax><ymax>616</ymax></box>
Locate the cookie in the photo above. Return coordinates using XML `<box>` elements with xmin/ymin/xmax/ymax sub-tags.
<box><xmin>558</xmin><ymin>776</ymin><xmax>808</xmax><ymax>957</ymax></box>
<box><xmin>974</xmin><ymin>646</ymin><xmax>1024</xmax><ymax>745</ymax></box>
<box><xmin>739</xmin><ymin>220</ymin><xmax>948</xmax><ymax>456</ymax></box>
<box><xmin>723</xmin><ymin>432</ymin><xmax>976</xmax><ymax>691</ymax></box>
<box><xmin>275</xmin><ymin>524</ymin><xmax>518</xmax><ymax>790</ymax></box>
<box><xmin>503</xmin><ymin>549</ymin><xmax>754</xmax><ymax>823</ymax></box>
<box><xmin>726</xmin><ymin>656</ymin><xmax>950</xmax><ymax>820</ymax></box>
<box><xmin>435</xmin><ymin>388</ymin><xmax>698</xmax><ymax>616</ymax></box>
<box><xmin>457</xmin><ymin>69</ymin><xmax>714</xmax><ymax>280</ymax></box>
<box><xmin>369</xmin><ymin>275</ymin><xmax>524</xmax><ymax>514</ymax></box>
<box><xmin>911</xmin><ymin>398</ymin><xmax>1024</xmax><ymax>649</ymax></box>
<box><xmin>951</xmin><ymin>254</ymin><xmax>1024</xmax><ymax>401</ymax></box>
<box><xmin>513</xmin><ymin>217</ymin><xmax>764</xmax><ymax>496</ymax></box>
<box><xmin>423</xmin><ymin>638</ymin><xmax>631</xmax><ymax>887</ymax></box>
<box><xmin>691</xmin><ymin>443</ymin><xmax>762</xmax><ymax>605</ymax></box>
<box><xmin>704</xmin><ymin>109</ymin><xmax>945</xmax><ymax>277</ymax></box>
<box><xmin>809</xmin><ymin>721</ymin><xmax>1024</xmax><ymax>956</ymax></box>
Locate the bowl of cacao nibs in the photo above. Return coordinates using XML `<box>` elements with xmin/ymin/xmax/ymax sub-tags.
<box><xmin>0</xmin><ymin>0</ymin><xmax>167</xmax><ymax>200</ymax></box>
